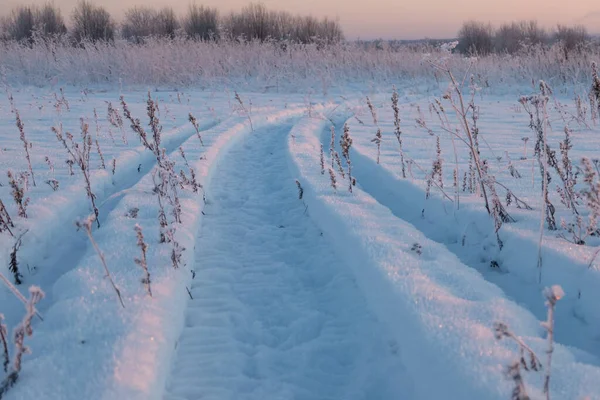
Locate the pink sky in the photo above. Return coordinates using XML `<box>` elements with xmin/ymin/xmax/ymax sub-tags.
<box><xmin>2</xmin><ymin>0</ymin><xmax>599</xmax><ymax>39</ymax></box>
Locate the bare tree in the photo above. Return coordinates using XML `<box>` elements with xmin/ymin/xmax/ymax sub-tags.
<box><xmin>222</xmin><ymin>3</ymin><xmax>343</xmax><ymax>44</ymax></box>
<box><xmin>457</xmin><ymin>21</ymin><xmax>494</xmax><ymax>55</ymax></box>
<box><xmin>35</xmin><ymin>3</ymin><xmax>67</xmax><ymax>38</ymax></box>
<box><xmin>0</xmin><ymin>3</ymin><xmax>66</xmax><ymax>42</ymax></box>
<box><xmin>71</xmin><ymin>0</ymin><xmax>115</xmax><ymax>43</ymax></box>
<box><xmin>4</xmin><ymin>7</ymin><xmax>35</xmax><ymax>43</ymax></box>
<box><xmin>495</xmin><ymin>20</ymin><xmax>547</xmax><ymax>54</ymax></box>
<box><xmin>554</xmin><ymin>24</ymin><xmax>589</xmax><ymax>57</ymax></box>
<box><xmin>121</xmin><ymin>6</ymin><xmax>157</xmax><ymax>43</ymax></box>
<box><xmin>155</xmin><ymin>7</ymin><xmax>180</xmax><ymax>39</ymax></box>
<box><xmin>182</xmin><ymin>4</ymin><xmax>218</xmax><ymax>41</ymax></box>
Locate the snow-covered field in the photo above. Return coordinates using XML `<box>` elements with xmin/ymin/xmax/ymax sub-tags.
<box><xmin>1</xmin><ymin>50</ymin><xmax>600</xmax><ymax>400</ymax></box>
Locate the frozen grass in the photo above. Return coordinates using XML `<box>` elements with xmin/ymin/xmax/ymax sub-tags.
<box><xmin>1</xmin><ymin>39</ymin><xmax>600</xmax><ymax>399</ymax></box>
<box><xmin>0</xmin><ymin>38</ymin><xmax>599</xmax><ymax>92</ymax></box>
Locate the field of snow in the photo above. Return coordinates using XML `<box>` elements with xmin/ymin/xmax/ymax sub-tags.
<box><xmin>1</xmin><ymin>55</ymin><xmax>600</xmax><ymax>400</ymax></box>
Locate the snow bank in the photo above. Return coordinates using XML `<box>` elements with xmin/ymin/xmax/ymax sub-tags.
<box><xmin>3</xmin><ymin>105</ymin><xmax>310</xmax><ymax>400</ymax></box>
<box><xmin>286</xmin><ymin>113</ymin><xmax>600</xmax><ymax>399</ymax></box>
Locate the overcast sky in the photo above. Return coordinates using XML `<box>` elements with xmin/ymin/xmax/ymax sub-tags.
<box><xmin>2</xmin><ymin>0</ymin><xmax>599</xmax><ymax>39</ymax></box>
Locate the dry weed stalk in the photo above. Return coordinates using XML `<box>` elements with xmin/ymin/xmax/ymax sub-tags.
<box><xmin>340</xmin><ymin>123</ymin><xmax>353</xmax><ymax>192</ymax></box>
<box><xmin>134</xmin><ymin>224</ymin><xmax>152</xmax><ymax>297</ymax></box>
<box><xmin>76</xmin><ymin>217</ymin><xmax>125</xmax><ymax>308</ymax></box>
<box><xmin>391</xmin><ymin>87</ymin><xmax>406</xmax><ymax>178</ymax></box>
<box><xmin>366</xmin><ymin>96</ymin><xmax>382</xmax><ymax>164</ymax></box>
<box><xmin>234</xmin><ymin>92</ymin><xmax>253</xmax><ymax>131</ymax></box>
<box><xmin>0</xmin><ymin>200</ymin><xmax>14</xmax><ymax>237</ymax></box>
<box><xmin>542</xmin><ymin>285</ymin><xmax>563</xmax><ymax>399</ymax></box>
<box><xmin>0</xmin><ymin>286</ymin><xmax>44</xmax><ymax>399</ymax></box>
<box><xmin>188</xmin><ymin>113</ymin><xmax>205</xmax><ymax>146</ymax></box>
<box><xmin>53</xmin><ymin>120</ymin><xmax>100</xmax><ymax>227</ymax></box>
<box><xmin>7</xmin><ymin>171</ymin><xmax>28</xmax><ymax>219</ymax></box>
<box><xmin>0</xmin><ymin>314</ymin><xmax>8</xmax><ymax>374</ymax></box>
<box><xmin>8</xmin><ymin>94</ymin><xmax>36</xmax><ymax>187</ymax></box>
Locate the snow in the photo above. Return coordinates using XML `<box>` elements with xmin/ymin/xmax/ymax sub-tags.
<box><xmin>1</xmin><ymin>74</ymin><xmax>600</xmax><ymax>400</ymax></box>
<box><xmin>165</xmin><ymin>122</ymin><xmax>412</xmax><ymax>400</ymax></box>
<box><xmin>286</xmin><ymin>112</ymin><xmax>600</xmax><ymax>399</ymax></box>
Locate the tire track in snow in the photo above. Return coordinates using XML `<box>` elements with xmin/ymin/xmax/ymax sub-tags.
<box><xmin>325</xmin><ymin>118</ymin><xmax>600</xmax><ymax>364</ymax></box>
<box><xmin>0</xmin><ymin>118</ymin><xmax>219</xmax><ymax>330</ymax></box>
<box><xmin>164</xmin><ymin>123</ymin><xmax>412</xmax><ymax>400</ymax></box>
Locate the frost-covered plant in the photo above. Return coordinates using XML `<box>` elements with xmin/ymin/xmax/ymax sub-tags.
<box><xmin>188</xmin><ymin>113</ymin><xmax>205</xmax><ymax>146</ymax></box>
<box><xmin>0</xmin><ymin>286</ymin><xmax>44</xmax><ymax>399</ymax></box>
<box><xmin>54</xmin><ymin>88</ymin><xmax>69</xmax><ymax>112</ymax></box>
<box><xmin>7</xmin><ymin>171</ymin><xmax>28</xmax><ymax>219</ymax></box>
<box><xmin>328</xmin><ymin>168</ymin><xmax>337</xmax><ymax>191</ymax></box>
<box><xmin>107</xmin><ymin>101</ymin><xmax>127</xmax><ymax>144</ymax></box>
<box><xmin>44</xmin><ymin>156</ymin><xmax>54</xmax><ymax>175</ymax></box>
<box><xmin>391</xmin><ymin>87</ymin><xmax>406</xmax><ymax>177</ymax></box>
<box><xmin>319</xmin><ymin>144</ymin><xmax>325</xmax><ymax>175</ymax></box>
<box><xmin>333</xmin><ymin>151</ymin><xmax>345</xmax><ymax>179</ymax></box>
<box><xmin>53</xmin><ymin>120</ymin><xmax>100</xmax><ymax>227</ymax></box>
<box><xmin>134</xmin><ymin>224</ymin><xmax>151</xmax><ymax>297</ymax></box>
<box><xmin>340</xmin><ymin>123</ymin><xmax>353</xmax><ymax>193</ymax></box>
<box><xmin>234</xmin><ymin>91</ymin><xmax>253</xmax><ymax>131</ymax></box>
<box><xmin>0</xmin><ymin>314</ymin><xmax>8</xmax><ymax>374</ymax></box>
<box><xmin>111</xmin><ymin>158</ymin><xmax>116</xmax><ymax>176</ymax></box>
<box><xmin>8</xmin><ymin>231</ymin><xmax>27</xmax><ymax>285</ymax></box>
<box><xmin>506</xmin><ymin>152</ymin><xmax>522</xmax><ymax>179</ymax></box>
<box><xmin>578</xmin><ymin>157</ymin><xmax>600</xmax><ymax>241</ymax></box>
<box><xmin>151</xmin><ymin>170</ymin><xmax>170</xmax><ymax>243</ymax></box>
<box><xmin>426</xmin><ymin>137</ymin><xmax>443</xmax><ymax>199</ymax></box>
<box><xmin>122</xmin><ymin>96</ymin><xmax>153</xmax><ymax>153</ymax></box>
<box><xmin>93</xmin><ymin>108</ymin><xmax>107</xmax><ymax>168</ymax></box>
<box><xmin>8</xmin><ymin>94</ymin><xmax>36</xmax><ymax>187</ymax></box>
<box><xmin>65</xmin><ymin>159</ymin><xmax>74</xmax><ymax>176</ymax></box>
<box><xmin>555</xmin><ymin>126</ymin><xmax>579</xmax><ymax>213</ymax></box>
<box><xmin>329</xmin><ymin>126</ymin><xmax>336</xmax><ymax>170</ymax></box>
<box><xmin>494</xmin><ymin>322</ymin><xmax>541</xmax><ymax>400</ymax></box>
<box><xmin>76</xmin><ymin>217</ymin><xmax>125</xmax><ymax>308</ymax></box>
<box><xmin>0</xmin><ymin>200</ymin><xmax>14</xmax><ymax>237</ymax></box>
<box><xmin>165</xmin><ymin>227</ymin><xmax>185</xmax><ymax>269</ymax></box>
<box><xmin>178</xmin><ymin>147</ymin><xmax>201</xmax><ymax>193</ymax></box>
<box><xmin>493</xmin><ymin>285</ymin><xmax>563</xmax><ymax>400</ymax></box>
<box><xmin>591</xmin><ymin>62</ymin><xmax>600</xmax><ymax>123</ymax></box>
<box><xmin>366</xmin><ymin>96</ymin><xmax>382</xmax><ymax>164</ymax></box>
<box><xmin>295</xmin><ymin>180</ymin><xmax>304</xmax><ymax>200</ymax></box>
<box><xmin>542</xmin><ymin>285</ymin><xmax>563</xmax><ymax>399</ymax></box>
<box><xmin>520</xmin><ymin>83</ymin><xmax>557</xmax><ymax>231</ymax></box>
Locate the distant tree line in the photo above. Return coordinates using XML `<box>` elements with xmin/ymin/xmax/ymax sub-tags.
<box><xmin>0</xmin><ymin>1</ymin><xmax>344</xmax><ymax>44</ymax></box>
<box><xmin>457</xmin><ymin>20</ymin><xmax>591</xmax><ymax>56</ymax></box>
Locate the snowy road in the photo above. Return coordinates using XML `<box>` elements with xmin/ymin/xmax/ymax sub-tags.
<box><xmin>164</xmin><ymin>123</ymin><xmax>412</xmax><ymax>400</ymax></box>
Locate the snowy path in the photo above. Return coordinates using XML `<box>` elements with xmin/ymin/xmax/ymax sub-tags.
<box><xmin>164</xmin><ymin>123</ymin><xmax>412</xmax><ymax>400</ymax></box>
